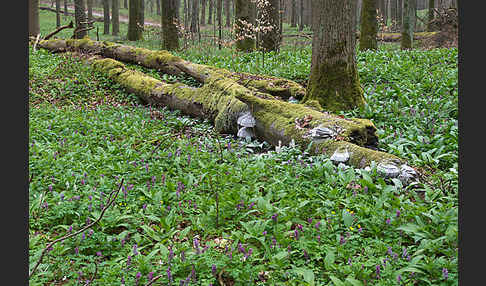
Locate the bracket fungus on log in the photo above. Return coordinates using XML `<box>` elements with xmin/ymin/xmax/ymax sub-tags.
<box><xmin>36</xmin><ymin>38</ymin><xmax>419</xmax><ymax>185</ymax></box>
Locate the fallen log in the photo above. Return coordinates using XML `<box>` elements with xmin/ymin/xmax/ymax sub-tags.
<box><xmin>37</xmin><ymin>38</ymin><xmax>307</xmax><ymax>100</ymax></box>
<box><xmin>37</xmin><ymin>38</ymin><xmax>418</xmax><ymax>184</ymax></box>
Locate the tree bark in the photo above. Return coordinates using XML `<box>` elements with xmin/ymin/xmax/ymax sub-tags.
<box><xmin>29</xmin><ymin>0</ymin><xmax>40</xmax><ymax>37</ymax></box>
<box><xmin>397</xmin><ymin>0</ymin><xmax>402</xmax><ymax>26</ymax></box>
<box><xmin>427</xmin><ymin>0</ymin><xmax>434</xmax><ymax>31</ymax></box>
<box><xmin>201</xmin><ymin>0</ymin><xmax>207</xmax><ymax>26</ymax></box>
<box><xmin>156</xmin><ymin>0</ymin><xmax>161</xmax><ymax>15</ymax></box>
<box><xmin>103</xmin><ymin>0</ymin><xmax>110</xmax><ymax>34</ymax></box>
<box><xmin>235</xmin><ymin>0</ymin><xmax>255</xmax><ymax>51</ymax></box>
<box><xmin>298</xmin><ymin>0</ymin><xmax>304</xmax><ymax>31</ymax></box>
<box><xmin>87</xmin><ymin>0</ymin><xmax>93</xmax><ymax>26</ymax></box>
<box><xmin>161</xmin><ymin>0</ymin><xmax>179</xmax><ymax>50</ymax></box>
<box><xmin>140</xmin><ymin>0</ymin><xmax>145</xmax><ymax>29</ymax></box>
<box><xmin>39</xmin><ymin>37</ymin><xmax>414</xmax><ymax>175</ymax></box>
<box><xmin>74</xmin><ymin>0</ymin><xmax>88</xmax><ymax>38</ymax></box>
<box><xmin>303</xmin><ymin>0</ymin><xmax>365</xmax><ymax>112</ymax></box>
<box><xmin>56</xmin><ymin>0</ymin><xmax>61</xmax><ymax>28</ymax></box>
<box><xmin>208</xmin><ymin>0</ymin><xmax>213</xmax><ymax>24</ymax></box>
<box><xmin>128</xmin><ymin>0</ymin><xmax>143</xmax><ymax>40</ymax></box>
<box><xmin>190</xmin><ymin>0</ymin><xmax>199</xmax><ymax>35</ymax></box>
<box><xmin>401</xmin><ymin>0</ymin><xmax>416</xmax><ymax>49</ymax></box>
<box><xmin>261</xmin><ymin>0</ymin><xmax>281</xmax><ymax>51</ymax></box>
<box><xmin>124</xmin><ymin>0</ymin><xmax>128</xmax><ymax>8</ymax></box>
<box><xmin>112</xmin><ymin>0</ymin><xmax>120</xmax><ymax>35</ymax></box>
<box><xmin>64</xmin><ymin>0</ymin><xmax>69</xmax><ymax>16</ymax></box>
<box><xmin>359</xmin><ymin>0</ymin><xmax>378</xmax><ymax>51</ymax></box>
<box><xmin>290</xmin><ymin>0</ymin><xmax>297</xmax><ymax>27</ymax></box>
<box><xmin>224</xmin><ymin>0</ymin><xmax>231</xmax><ymax>27</ymax></box>
<box><xmin>217</xmin><ymin>0</ymin><xmax>222</xmax><ymax>49</ymax></box>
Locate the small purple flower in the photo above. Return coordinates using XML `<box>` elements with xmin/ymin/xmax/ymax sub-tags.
<box><xmin>187</xmin><ymin>154</ymin><xmax>191</xmax><ymax>165</ymax></box>
<box><xmin>81</xmin><ymin>232</ymin><xmax>86</xmax><ymax>240</ymax></box>
<box><xmin>442</xmin><ymin>268</ymin><xmax>448</xmax><ymax>279</ymax></box>
<box><xmin>74</xmin><ymin>246</ymin><xmax>79</xmax><ymax>255</ymax></box>
<box><xmin>271</xmin><ymin>213</ymin><xmax>278</xmax><ymax>223</ymax></box>
<box><xmin>315</xmin><ymin>221</ymin><xmax>321</xmax><ymax>229</ymax></box>
<box><xmin>294</xmin><ymin>229</ymin><xmax>299</xmax><ymax>240</ymax></box>
<box><xmin>297</xmin><ymin>224</ymin><xmax>303</xmax><ymax>231</ymax></box>
<box><xmin>316</xmin><ymin>235</ymin><xmax>321</xmax><ymax>243</ymax></box>
<box><xmin>167</xmin><ymin>266</ymin><xmax>173</xmax><ymax>283</ymax></box>
<box><xmin>376</xmin><ymin>264</ymin><xmax>381</xmax><ymax>278</ymax></box>
<box><xmin>133</xmin><ymin>244</ymin><xmax>138</xmax><ymax>255</ymax></box>
<box><xmin>127</xmin><ymin>255</ymin><xmax>132</xmax><ymax>266</ymax></box>
<box><xmin>396</xmin><ymin>209</ymin><xmax>401</xmax><ymax>218</ymax></box>
<box><xmin>303</xmin><ymin>250</ymin><xmax>309</xmax><ymax>261</ymax></box>
<box><xmin>88</xmin><ymin>229</ymin><xmax>94</xmax><ymax>236</ymax></box>
<box><xmin>147</xmin><ymin>272</ymin><xmax>154</xmax><ymax>281</ymax></box>
<box><xmin>60</xmin><ymin>193</ymin><xmax>64</xmax><ymax>201</ymax></box>
<box><xmin>307</xmin><ymin>218</ymin><xmax>313</xmax><ymax>224</ymax></box>
<box><xmin>180</xmin><ymin>250</ymin><xmax>186</xmax><ymax>262</ymax></box>
<box><xmin>339</xmin><ymin>235</ymin><xmax>346</xmax><ymax>245</ymax></box>
<box><xmin>397</xmin><ymin>274</ymin><xmax>401</xmax><ymax>283</ymax></box>
<box><xmin>402</xmin><ymin>247</ymin><xmax>407</xmax><ymax>258</ymax></box>
<box><xmin>68</xmin><ymin>225</ymin><xmax>73</xmax><ymax>233</ymax></box>
<box><xmin>211</xmin><ymin>264</ymin><xmax>217</xmax><ymax>276</ymax></box>
<box><xmin>143</xmin><ymin>203</ymin><xmax>147</xmax><ymax>210</ymax></box>
<box><xmin>387</xmin><ymin>246</ymin><xmax>393</xmax><ymax>256</ymax></box>
<box><xmin>271</xmin><ymin>237</ymin><xmax>277</xmax><ymax>248</ymax></box>
<box><xmin>96</xmin><ymin>251</ymin><xmax>102</xmax><ymax>257</ymax></box>
<box><xmin>347</xmin><ymin>258</ymin><xmax>352</xmax><ymax>266</ymax></box>
<box><xmin>48</xmin><ymin>185</ymin><xmax>53</xmax><ymax>192</ymax></box>
<box><xmin>248</xmin><ymin>202</ymin><xmax>255</xmax><ymax>209</ymax></box>
<box><xmin>386</xmin><ymin>218</ymin><xmax>391</xmax><ymax>225</ymax></box>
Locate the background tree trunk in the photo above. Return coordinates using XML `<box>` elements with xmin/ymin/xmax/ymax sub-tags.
<box><xmin>190</xmin><ymin>0</ymin><xmax>199</xmax><ymax>35</ymax></box>
<box><xmin>298</xmin><ymin>0</ymin><xmax>304</xmax><ymax>31</ymax></box>
<box><xmin>161</xmin><ymin>0</ymin><xmax>179</xmax><ymax>50</ymax></box>
<box><xmin>397</xmin><ymin>0</ymin><xmax>402</xmax><ymax>26</ymax></box>
<box><xmin>261</xmin><ymin>0</ymin><xmax>281</xmax><ymax>51</ymax></box>
<box><xmin>29</xmin><ymin>0</ymin><xmax>40</xmax><ymax>37</ymax></box>
<box><xmin>303</xmin><ymin>0</ymin><xmax>365</xmax><ymax>112</ymax></box>
<box><xmin>401</xmin><ymin>0</ymin><xmax>416</xmax><ymax>49</ymax></box>
<box><xmin>390</xmin><ymin>0</ymin><xmax>397</xmax><ymax>29</ymax></box>
<box><xmin>56</xmin><ymin>0</ymin><xmax>61</xmax><ymax>27</ymax></box>
<box><xmin>103</xmin><ymin>0</ymin><xmax>110</xmax><ymax>34</ymax></box>
<box><xmin>87</xmin><ymin>0</ymin><xmax>93</xmax><ymax>26</ymax></box>
<box><xmin>140</xmin><ymin>0</ymin><xmax>145</xmax><ymax>29</ymax></box>
<box><xmin>74</xmin><ymin>0</ymin><xmax>88</xmax><ymax>38</ymax></box>
<box><xmin>235</xmin><ymin>0</ymin><xmax>255</xmax><ymax>51</ymax></box>
<box><xmin>217</xmin><ymin>0</ymin><xmax>222</xmax><ymax>49</ymax></box>
<box><xmin>290</xmin><ymin>0</ymin><xmax>296</xmax><ymax>27</ymax></box>
<box><xmin>427</xmin><ymin>0</ymin><xmax>434</xmax><ymax>31</ymax></box>
<box><xmin>124</xmin><ymin>0</ymin><xmax>128</xmax><ymax>8</ymax></box>
<box><xmin>156</xmin><ymin>0</ymin><xmax>161</xmax><ymax>15</ymax></box>
<box><xmin>128</xmin><ymin>0</ymin><xmax>143</xmax><ymax>40</ymax></box>
<box><xmin>112</xmin><ymin>0</ymin><xmax>120</xmax><ymax>35</ymax></box>
<box><xmin>64</xmin><ymin>0</ymin><xmax>68</xmax><ymax>15</ymax></box>
<box><xmin>208</xmin><ymin>0</ymin><xmax>213</xmax><ymax>24</ymax></box>
<box><xmin>201</xmin><ymin>0</ymin><xmax>207</xmax><ymax>26</ymax></box>
<box><xmin>359</xmin><ymin>0</ymin><xmax>378</xmax><ymax>51</ymax></box>
<box><xmin>224</xmin><ymin>0</ymin><xmax>231</xmax><ymax>27</ymax></box>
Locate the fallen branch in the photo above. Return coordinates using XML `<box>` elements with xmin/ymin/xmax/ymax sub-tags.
<box><xmin>144</xmin><ymin>274</ymin><xmax>164</xmax><ymax>286</ymax></box>
<box><xmin>44</xmin><ymin>20</ymin><xmax>74</xmax><ymax>40</ymax></box>
<box><xmin>33</xmin><ymin>34</ymin><xmax>41</xmax><ymax>51</ymax></box>
<box><xmin>29</xmin><ymin>178</ymin><xmax>125</xmax><ymax>279</ymax></box>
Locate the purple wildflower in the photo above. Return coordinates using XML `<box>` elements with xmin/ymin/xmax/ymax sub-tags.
<box><xmin>339</xmin><ymin>235</ymin><xmax>346</xmax><ymax>245</ymax></box>
<box><xmin>74</xmin><ymin>246</ymin><xmax>79</xmax><ymax>255</ymax></box>
<box><xmin>263</xmin><ymin>230</ymin><xmax>267</xmax><ymax>236</ymax></box>
<box><xmin>307</xmin><ymin>218</ymin><xmax>313</xmax><ymax>224</ymax></box>
<box><xmin>271</xmin><ymin>213</ymin><xmax>278</xmax><ymax>223</ymax></box>
<box><xmin>133</xmin><ymin>244</ymin><xmax>138</xmax><ymax>255</ymax></box>
<box><xmin>396</xmin><ymin>209</ymin><xmax>401</xmax><ymax>218</ymax></box>
<box><xmin>315</xmin><ymin>221</ymin><xmax>321</xmax><ymax>229</ymax></box>
<box><xmin>167</xmin><ymin>266</ymin><xmax>173</xmax><ymax>284</ymax></box>
<box><xmin>127</xmin><ymin>255</ymin><xmax>132</xmax><ymax>266</ymax></box>
<box><xmin>397</xmin><ymin>274</ymin><xmax>401</xmax><ymax>283</ymax></box>
<box><xmin>96</xmin><ymin>251</ymin><xmax>102</xmax><ymax>257</ymax></box>
<box><xmin>212</xmin><ymin>264</ymin><xmax>217</xmax><ymax>276</ymax></box>
<box><xmin>294</xmin><ymin>229</ymin><xmax>299</xmax><ymax>240</ymax></box>
<box><xmin>442</xmin><ymin>268</ymin><xmax>448</xmax><ymax>279</ymax></box>
<box><xmin>143</xmin><ymin>203</ymin><xmax>147</xmax><ymax>210</ymax></box>
<box><xmin>48</xmin><ymin>185</ymin><xmax>53</xmax><ymax>192</ymax></box>
<box><xmin>60</xmin><ymin>193</ymin><xmax>64</xmax><ymax>201</ymax></box>
<box><xmin>376</xmin><ymin>264</ymin><xmax>381</xmax><ymax>278</ymax></box>
<box><xmin>147</xmin><ymin>272</ymin><xmax>154</xmax><ymax>281</ymax></box>
<box><xmin>402</xmin><ymin>248</ymin><xmax>407</xmax><ymax>258</ymax></box>
<box><xmin>386</xmin><ymin>218</ymin><xmax>391</xmax><ymax>225</ymax></box>
<box><xmin>317</xmin><ymin>235</ymin><xmax>321</xmax><ymax>243</ymax></box>
<box><xmin>68</xmin><ymin>225</ymin><xmax>73</xmax><ymax>233</ymax></box>
<box><xmin>180</xmin><ymin>250</ymin><xmax>186</xmax><ymax>262</ymax></box>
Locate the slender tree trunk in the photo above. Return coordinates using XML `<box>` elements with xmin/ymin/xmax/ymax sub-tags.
<box><xmin>261</xmin><ymin>0</ymin><xmax>281</xmax><ymax>51</ymax></box>
<box><xmin>128</xmin><ymin>0</ymin><xmax>143</xmax><ymax>40</ymax></box>
<box><xmin>190</xmin><ymin>0</ymin><xmax>199</xmax><ymax>35</ymax></box>
<box><xmin>56</xmin><ymin>0</ymin><xmax>61</xmax><ymax>27</ymax></box>
<box><xmin>217</xmin><ymin>0</ymin><xmax>222</xmax><ymax>48</ymax></box>
<box><xmin>397</xmin><ymin>0</ymin><xmax>402</xmax><ymax>26</ymax></box>
<box><xmin>359</xmin><ymin>0</ymin><xmax>378</xmax><ymax>51</ymax></box>
<box><xmin>87</xmin><ymin>0</ymin><xmax>93</xmax><ymax>26</ymax></box>
<box><xmin>304</xmin><ymin>0</ymin><xmax>365</xmax><ymax>112</ymax></box>
<box><xmin>224</xmin><ymin>0</ymin><xmax>231</xmax><ymax>27</ymax></box>
<box><xmin>235</xmin><ymin>0</ymin><xmax>255</xmax><ymax>51</ymax></box>
<box><xmin>357</xmin><ymin>0</ymin><xmax>362</xmax><ymax>30</ymax></box>
<box><xmin>175</xmin><ymin>0</ymin><xmax>180</xmax><ymax>19</ymax></box>
<box><xmin>208</xmin><ymin>0</ymin><xmax>213</xmax><ymax>24</ymax></box>
<box><xmin>161</xmin><ymin>0</ymin><xmax>179</xmax><ymax>50</ymax></box>
<box><xmin>290</xmin><ymin>0</ymin><xmax>296</xmax><ymax>27</ymax></box>
<box><xmin>401</xmin><ymin>0</ymin><xmax>416</xmax><ymax>49</ymax></box>
<box><xmin>427</xmin><ymin>0</ymin><xmax>434</xmax><ymax>31</ymax></box>
<box><xmin>74</xmin><ymin>0</ymin><xmax>88</xmax><ymax>38</ymax></box>
<box><xmin>390</xmin><ymin>0</ymin><xmax>397</xmax><ymax>29</ymax></box>
<box><xmin>140</xmin><ymin>0</ymin><xmax>145</xmax><ymax>28</ymax></box>
<box><xmin>103</xmin><ymin>0</ymin><xmax>110</xmax><ymax>34</ymax></box>
<box><xmin>64</xmin><ymin>0</ymin><xmax>68</xmax><ymax>15</ymax></box>
<box><xmin>298</xmin><ymin>0</ymin><xmax>304</xmax><ymax>31</ymax></box>
<box><xmin>112</xmin><ymin>0</ymin><xmax>120</xmax><ymax>35</ymax></box>
<box><xmin>29</xmin><ymin>0</ymin><xmax>40</xmax><ymax>37</ymax></box>
<box><xmin>156</xmin><ymin>0</ymin><xmax>161</xmax><ymax>15</ymax></box>
<box><xmin>124</xmin><ymin>0</ymin><xmax>128</xmax><ymax>8</ymax></box>
<box><xmin>201</xmin><ymin>0</ymin><xmax>207</xmax><ymax>26</ymax></box>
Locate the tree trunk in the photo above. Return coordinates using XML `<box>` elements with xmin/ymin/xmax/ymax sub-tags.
<box><xmin>128</xmin><ymin>0</ymin><xmax>143</xmax><ymax>40</ymax></box>
<box><xmin>112</xmin><ymin>0</ymin><xmax>120</xmax><ymax>35</ymax></box>
<box><xmin>39</xmin><ymin>37</ymin><xmax>415</xmax><ymax>177</ymax></box>
<box><xmin>201</xmin><ymin>0</ymin><xmax>207</xmax><ymax>26</ymax></box>
<box><xmin>298</xmin><ymin>0</ymin><xmax>304</xmax><ymax>31</ymax></box>
<box><xmin>103</xmin><ymin>0</ymin><xmax>110</xmax><ymax>34</ymax></box>
<box><xmin>357</xmin><ymin>0</ymin><xmax>362</xmax><ymax>30</ymax></box>
<box><xmin>290</xmin><ymin>0</ymin><xmax>297</xmax><ymax>27</ymax></box>
<box><xmin>140</xmin><ymin>0</ymin><xmax>145</xmax><ymax>28</ymax></box>
<box><xmin>74</xmin><ymin>0</ymin><xmax>88</xmax><ymax>38</ymax></box>
<box><xmin>401</xmin><ymin>0</ymin><xmax>416</xmax><ymax>49</ymax></box>
<box><xmin>261</xmin><ymin>0</ymin><xmax>281</xmax><ymax>51</ymax></box>
<box><xmin>208</xmin><ymin>0</ymin><xmax>213</xmax><ymax>24</ymax></box>
<box><xmin>29</xmin><ymin>0</ymin><xmax>40</xmax><ymax>37</ymax></box>
<box><xmin>64</xmin><ymin>0</ymin><xmax>68</xmax><ymax>16</ymax></box>
<box><xmin>87</xmin><ymin>0</ymin><xmax>93</xmax><ymax>26</ymax></box>
<box><xmin>359</xmin><ymin>0</ymin><xmax>378</xmax><ymax>51</ymax></box>
<box><xmin>190</xmin><ymin>0</ymin><xmax>199</xmax><ymax>35</ymax></box>
<box><xmin>124</xmin><ymin>0</ymin><xmax>128</xmax><ymax>8</ymax></box>
<box><xmin>390</xmin><ymin>0</ymin><xmax>397</xmax><ymax>30</ymax></box>
<box><xmin>235</xmin><ymin>0</ymin><xmax>256</xmax><ymax>51</ymax></box>
<box><xmin>156</xmin><ymin>0</ymin><xmax>161</xmax><ymax>15</ymax></box>
<box><xmin>56</xmin><ymin>0</ymin><xmax>61</xmax><ymax>28</ymax></box>
<box><xmin>427</xmin><ymin>0</ymin><xmax>434</xmax><ymax>31</ymax></box>
<box><xmin>224</xmin><ymin>0</ymin><xmax>231</xmax><ymax>27</ymax></box>
<box><xmin>217</xmin><ymin>0</ymin><xmax>222</xmax><ymax>49</ymax></box>
<box><xmin>303</xmin><ymin>0</ymin><xmax>365</xmax><ymax>112</ymax></box>
<box><xmin>161</xmin><ymin>0</ymin><xmax>179</xmax><ymax>50</ymax></box>
<box><xmin>397</xmin><ymin>0</ymin><xmax>402</xmax><ymax>26</ymax></box>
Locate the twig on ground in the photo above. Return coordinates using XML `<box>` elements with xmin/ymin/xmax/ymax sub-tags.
<box><xmin>144</xmin><ymin>274</ymin><xmax>164</xmax><ymax>286</ymax></box>
<box><xmin>29</xmin><ymin>178</ymin><xmax>125</xmax><ymax>279</ymax></box>
<box><xmin>33</xmin><ymin>34</ymin><xmax>41</xmax><ymax>51</ymax></box>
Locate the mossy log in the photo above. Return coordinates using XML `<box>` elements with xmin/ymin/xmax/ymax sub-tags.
<box><xmin>37</xmin><ymin>38</ymin><xmax>306</xmax><ymax>100</ymax></box>
<box><xmin>37</xmin><ymin>38</ymin><xmax>409</xmax><ymax>173</ymax></box>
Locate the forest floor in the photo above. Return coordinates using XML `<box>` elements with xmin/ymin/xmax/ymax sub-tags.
<box><xmin>29</xmin><ymin>9</ymin><xmax>458</xmax><ymax>286</ymax></box>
